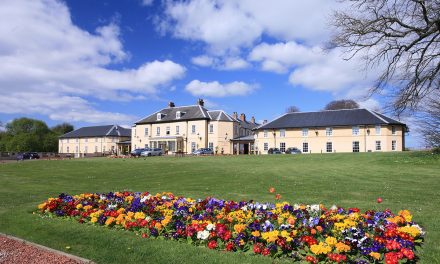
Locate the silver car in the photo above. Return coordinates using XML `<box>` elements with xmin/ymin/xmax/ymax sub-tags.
<box><xmin>140</xmin><ymin>148</ymin><xmax>164</xmax><ymax>156</ymax></box>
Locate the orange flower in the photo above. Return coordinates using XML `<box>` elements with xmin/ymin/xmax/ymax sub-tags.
<box><xmin>316</xmin><ymin>226</ymin><xmax>323</xmax><ymax>232</ymax></box>
<box><xmin>275</xmin><ymin>194</ymin><xmax>281</xmax><ymax>200</ymax></box>
<box><xmin>310</xmin><ymin>228</ymin><xmax>317</xmax><ymax>235</ymax></box>
<box><xmin>269</xmin><ymin>187</ymin><xmax>275</xmax><ymax>193</ymax></box>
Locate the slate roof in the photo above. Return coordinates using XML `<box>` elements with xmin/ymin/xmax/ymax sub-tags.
<box><xmin>233</xmin><ymin>118</ymin><xmax>260</xmax><ymax>130</ymax></box>
<box><xmin>59</xmin><ymin>125</ymin><xmax>131</xmax><ymax>138</ymax></box>
<box><xmin>256</xmin><ymin>109</ymin><xmax>405</xmax><ymax>130</ymax></box>
<box><xmin>207</xmin><ymin>110</ymin><xmax>234</xmax><ymax>121</ymax></box>
<box><xmin>135</xmin><ymin>105</ymin><xmax>210</xmax><ymax>124</ymax></box>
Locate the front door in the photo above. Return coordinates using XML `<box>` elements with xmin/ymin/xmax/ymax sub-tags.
<box><xmin>243</xmin><ymin>143</ymin><xmax>249</xmax><ymax>154</ymax></box>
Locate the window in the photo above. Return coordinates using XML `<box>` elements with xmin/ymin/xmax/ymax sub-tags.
<box><xmin>302</xmin><ymin>128</ymin><xmax>308</xmax><ymax>137</ymax></box>
<box><xmin>302</xmin><ymin>142</ymin><xmax>309</xmax><ymax>153</ymax></box>
<box><xmin>103</xmin><ymin>146</ymin><xmax>106</xmax><ymax>152</ymax></box>
<box><xmin>144</xmin><ymin>128</ymin><xmax>149</xmax><ymax>136</ymax></box>
<box><xmin>95</xmin><ymin>138</ymin><xmax>98</xmax><ymax>142</ymax></box>
<box><xmin>209</xmin><ymin>124</ymin><xmax>214</xmax><ymax>133</ymax></box>
<box><xmin>157</xmin><ymin>113</ymin><xmax>162</xmax><ymax>120</ymax></box>
<box><xmin>145</xmin><ymin>144</ymin><xmax>149</xmax><ymax>148</ymax></box>
<box><xmin>66</xmin><ymin>146</ymin><xmax>69</xmax><ymax>153</ymax></box>
<box><xmin>280</xmin><ymin>142</ymin><xmax>286</xmax><ymax>152</ymax></box>
<box><xmin>208</xmin><ymin>142</ymin><xmax>214</xmax><ymax>149</ymax></box>
<box><xmin>391</xmin><ymin>126</ymin><xmax>396</xmax><ymax>135</ymax></box>
<box><xmin>326</xmin><ymin>127</ymin><xmax>333</xmax><ymax>136</ymax></box>
<box><xmin>352</xmin><ymin>141</ymin><xmax>360</xmax><ymax>152</ymax></box>
<box><xmin>280</xmin><ymin>129</ymin><xmax>286</xmax><ymax>137</ymax></box>
<box><xmin>352</xmin><ymin>126</ymin><xmax>360</xmax><ymax>136</ymax></box>
<box><xmin>134</xmin><ymin>129</ymin><xmax>136</xmax><ymax>136</ymax></box>
<box><xmin>191</xmin><ymin>142</ymin><xmax>196</xmax><ymax>152</ymax></box>
<box><xmin>112</xmin><ymin>138</ymin><xmax>115</xmax><ymax>142</ymax></box>
<box><xmin>392</xmin><ymin>140</ymin><xmax>396</xmax><ymax>151</ymax></box>
<box><xmin>375</xmin><ymin>125</ymin><xmax>381</xmax><ymax>135</ymax></box>
<box><xmin>375</xmin><ymin>140</ymin><xmax>381</xmax><ymax>151</ymax></box>
<box><xmin>326</xmin><ymin>142</ymin><xmax>333</xmax><ymax>153</ymax></box>
<box><xmin>192</xmin><ymin>125</ymin><xmax>196</xmax><ymax>134</ymax></box>
<box><xmin>85</xmin><ymin>138</ymin><xmax>88</xmax><ymax>142</ymax></box>
<box><xmin>166</xmin><ymin>126</ymin><xmax>170</xmax><ymax>135</ymax></box>
<box><xmin>75</xmin><ymin>138</ymin><xmax>78</xmax><ymax>143</ymax></box>
<box><xmin>95</xmin><ymin>146</ymin><xmax>98</xmax><ymax>153</ymax></box>
<box><xmin>75</xmin><ymin>146</ymin><xmax>78</xmax><ymax>153</ymax></box>
<box><xmin>84</xmin><ymin>146</ymin><xmax>88</xmax><ymax>153</ymax></box>
<box><xmin>156</xmin><ymin>127</ymin><xmax>160</xmax><ymax>136</ymax></box>
<box><xmin>264</xmin><ymin>143</ymin><xmax>268</xmax><ymax>151</ymax></box>
<box><xmin>176</xmin><ymin>125</ymin><xmax>180</xmax><ymax>135</ymax></box>
<box><xmin>264</xmin><ymin>130</ymin><xmax>268</xmax><ymax>138</ymax></box>
<box><xmin>66</xmin><ymin>139</ymin><xmax>69</xmax><ymax>143</ymax></box>
<box><xmin>176</xmin><ymin>111</ymin><xmax>181</xmax><ymax>119</ymax></box>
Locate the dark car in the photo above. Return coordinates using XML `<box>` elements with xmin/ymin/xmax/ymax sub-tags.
<box><xmin>17</xmin><ymin>152</ymin><xmax>40</xmax><ymax>160</ymax></box>
<box><xmin>193</xmin><ymin>148</ymin><xmax>214</xmax><ymax>155</ymax></box>
<box><xmin>130</xmin><ymin>148</ymin><xmax>147</xmax><ymax>157</ymax></box>
<box><xmin>285</xmin><ymin>147</ymin><xmax>302</xmax><ymax>154</ymax></box>
<box><xmin>268</xmin><ymin>148</ymin><xmax>282</xmax><ymax>154</ymax></box>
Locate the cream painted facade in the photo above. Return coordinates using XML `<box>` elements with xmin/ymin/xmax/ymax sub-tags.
<box><xmin>131</xmin><ymin>119</ymin><xmax>246</xmax><ymax>154</ymax></box>
<box><xmin>59</xmin><ymin>136</ymin><xmax>130</xmax><ymax>155</ymax></box>
<box><xmin>255</xmin><ymin>125</ymin><xmax>405</xmax><ymax>154</ymax></box>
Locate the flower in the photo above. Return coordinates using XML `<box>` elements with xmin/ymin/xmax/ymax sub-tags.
<box><xmin>207</xmin><ymin>240</ymin><xmax>217</xmax><ymax>249</ymax></box>
<box><xmin>269</xmin><ymin>187</ymin><xmax>275</xmax><ymax>193</ymax></box>
<box><xmin>197</xmin><ymin>230</ymin><xmax>210</xmax><ymax>240</ymax></box>
<box><xmin>310</xmin><ymin>242</ymin><xmax>332</xmax><ymax>255</ymax></box>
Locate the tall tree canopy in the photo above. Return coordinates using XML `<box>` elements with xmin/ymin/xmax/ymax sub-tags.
<box><xmin>286</xmin><ymin>106</ymin><xmax>301</xmax><ymax>113</ymax></box>
<box><xmin>324</xmin><ymin>99</ymin><xmax>360</xmax><ymax>110</ymax></box>
<box><xmin>51</xmin><ymin>123</ymin><xmax>74</xmax><ymax>135</ymax></box>
<box><xmin>331</xmin><ymin>0</ymin><xmax>440</xmax><ymax>113</ymax></box>
<box><xmin>420</xmin><ymin>94</ymin><xmax>440</xmax><ymax>148</ymax></box>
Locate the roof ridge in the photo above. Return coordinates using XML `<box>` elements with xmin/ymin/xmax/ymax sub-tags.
<box><xmin>366</xmin><ymin>109</ymin><xmax>389</xmax><ymax>124</ymax></box>
<box><xmin>286</xmin><ymin>108</ymin><xmax>366</xmax><ymax>115</ymax></box>
<box><xmin>255</xmin><ymin>112</ymin><xmax>289</xmax><ymax>130</ymax></box>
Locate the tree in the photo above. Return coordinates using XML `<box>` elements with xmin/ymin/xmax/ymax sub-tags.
<box><xmin>331</xmin><ymin>0</ymin><xmax>440</xmax><ymax>113</ymax></box>
<box><xmin>324</xmin><ymin>99</ymin><xmax>360</xmax><ymax>110</ymax></box>
<box><xmin>420</xmin><ymin>95</ymin><xmax>440</xmax><ymax>147</ymax></box>
<box><xmin>51</xmin><ymin>123</ymin><xmax>74</xmax><ymax>135</ymax></box>
<box><xmin>286</xmin><ymin>106</ymin><xmax>301</xmax><ymax>113</ymax></box>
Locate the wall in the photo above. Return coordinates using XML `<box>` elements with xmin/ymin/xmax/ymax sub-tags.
<box><xmin>58</xmin><ymin>136</ymin><xmax>130</xmax><ymax>155</ymax></box>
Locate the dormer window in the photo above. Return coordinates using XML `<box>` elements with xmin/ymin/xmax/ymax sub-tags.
<box><xmin>157</xmin><ymin>113</ymin><xmax>162</xmax><ymax>120</ymax></box>
<box><xmin>176</xmin><ymin>111</ymin><xmax>181</xmax><ymax>119</ymax></box>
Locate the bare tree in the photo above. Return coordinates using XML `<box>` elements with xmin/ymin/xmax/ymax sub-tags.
<box><xmin>331</xmin><ymin>0</ymin><xmax>440</xmax><ymax>113</ymax></box>
<box><xmin>324</xmin><ymin>99</ymin><xmax>360</xmax><ymax>110</ymax></box>
<box><xmin>420</xmin><ymin>95</ymin><xmax>440</xmax><ymax>147</ymax></box>
<box><xmin>286</xmin><ymin>106</ymin><xmax>301</xmax><ymax>113</ymax></box>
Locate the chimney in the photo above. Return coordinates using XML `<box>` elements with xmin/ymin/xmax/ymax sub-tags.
<box><xmin>168</xmin><ymin>101</ymin><xmax>175</xmax><ymax>107</ymax></box>
<box><xmin>240</xmin><ymin>113</ymin><xmax>246</xmax><ymax>122</ymax></box>
<box><xmin>197</xmin><ymin>98</ymin><xmax>204</xmax><ymax>107</ymax></box>
<box><xmin>232</xmin><ymin>112</ymin><xmax>238</xmax><ymax>120</ymax></box>
<box><xmin>263</xmin><ymin>120</ymin><xmax>267</xmax><ymax>124</ymax></box>
<box><xmin>251</xmin><ymin>116</ymin><xmax>255</xmax><ymax>124</ymax></box>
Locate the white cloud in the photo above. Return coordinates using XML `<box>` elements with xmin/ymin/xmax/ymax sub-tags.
<box><xmin>141</xmin><ymin>0</ymin><xmax>154</xmax><ymax>6</ymax></box>
<box><xmin>191</xmin><ymin>55</ymin><xmax>249</xmax><ymax>70</ymax></box>
<box><xmin>159</xmin><ymin>0</ymin><xmax>343</xmax><ymax>54</ymax></box>
<box><xmin>185</xmin><ymin>80</ymin><xmax>256</xmax><ymax>97</ymax></box>
<box><xmin>0</xmin><ymin>0</ymin><xmax>185</xmax><ymax>124</ymax></box>
<box><xmin>192</xmin><ymin>55</ymin><xmax>215</xmax><ymax>67</ymax></box>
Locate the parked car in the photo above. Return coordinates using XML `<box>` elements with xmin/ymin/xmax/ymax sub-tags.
<box><xmin>285</xmin><ymin>147</ymin><xmax>302</xmax><ymax>154</ymax></box>
<box><xmin>268</xmin><ymin>148</ymin><xmax>282</xmax><ymax>154</ymax></box>
<box><xmin>141</xmin><ymin>148</ymin><xmax>164</xmax><ymax>157</ymax></box>
<box><xmin>16</xmin><ymin>152</ymin><xmax>40</xmax><ymax>160</ymax></box>
<box><xmin>192</xmin><ymin>148</ymin><xmax>214</xmax><ymax>155</ymax></box>
<box><xmin>130</xmin><ymin>148</ymin><xmax>146</xmax><ymax>157</ymax></box>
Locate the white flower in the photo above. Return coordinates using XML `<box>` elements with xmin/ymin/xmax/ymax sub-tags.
<box><xmin>100</xmin><ymin>195</ymin><xmax>107</xmax><ymax>201</ymax></box>
<box><xmin>161</xmin><ymin>195</ymin><xmax>167</xmax><ymax>200</ymax></box>
<box><xmin>197</xmin><ymin>230</ymin><xmax>210</xmax><ymax>240</ymax></box>
<box><xmin>310</xmin><ymin>204</ymin><xmax>320</xmax><ymax>212</ymax></box>
<box><xmin>413</xmin><ymin>224</ymin><xmax>425</xmax><ymax>235</ymax></box>
<box><xmin>241</xmin><ymin>206</ymin><xmax>248</xmax><ymax>211</ymax></box>
<box><xmin>107</xmin><ymin>203</ymin><xmax>117</xmax><ymax>209</ymax></box>
<box><xmin>293</xmin><ymin>204</ymin><xmax>300</xmax><ymax>210</ymax></box>
<box><xmin>262</xmin><ymin>204</ymin><xmax>267</xmax><ymax>210</ymax></box>
<box><xmin>330</xmin><ymin>205</ymin><xmax>338</xmax><ymax>210</ymax></box>
<box><xmin>140</xmin><ymin>196</ymin><xmax>149</xmax><ymax>203</ymax></box>
<box><xmin>144</xmin><ymin>216</ymin><xmax>151</xmax><ymax>221</ymax></box>
<box><xmin>206</xmin><ymin>224</ymin><xmax>215</xmax><ymax>231</ymax></box>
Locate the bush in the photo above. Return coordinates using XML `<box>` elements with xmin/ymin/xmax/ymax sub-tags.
<box><xmin>432</xmin><ymin>147</ymin><xmax>440</xmax><ymax>154</ymax></box>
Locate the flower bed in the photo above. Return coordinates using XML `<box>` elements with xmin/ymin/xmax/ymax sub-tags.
<box><xmin>37</xmin><ymin>192</ymin><xmax>424</xmax><ymax>263</ymax></box>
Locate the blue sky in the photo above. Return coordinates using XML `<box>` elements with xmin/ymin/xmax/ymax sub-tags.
<box><xmin>0</xmin><ymin>0</ymin><xmax>419</xmax><ymax>146</ymax></box>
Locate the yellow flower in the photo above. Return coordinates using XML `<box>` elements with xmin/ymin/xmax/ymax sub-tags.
<box><xmin>310</xmin><ymin>242</ymin><xmax>332</xmax><ymax>255</ymax></box>
<box><xmin>37</xmin><ymin>203</ymin><xmax>46</xmax><ymax>210</ymax></box>
<box><xmin>280</xmin><ymin>230</ymin><xmax>292</xmax><ymax>242</ymax></box>
<box><xmin>398</xmin><ymin>225</ymin><xmax>421</xmax><ymax>238</ymax></box>
<box><xmin>90</xmin><ymin>217</ymin><xmax>98</xmax><ymax>223</ymax></box>
<box><xmin>369</xmin><ymin>252</ymin><xmax>381</xmax><ymax>260</ymax></box>
<box><xmin>234</xmin><ymin>224</ymin><xmax>246</xmax><ymax>234</ymax></box>
<box><xmin>398</xmin><ymin>210</ymin><xmax>413</xmax><ymax>222</ymax></box>
<box><xmin>251</xmin><ymin>230</ymin><xmax>260</xmax><ymax>237</ymax></box>
<box><xmin>325</xmin><ymin>236</ymin><xmax>337</xmax><ymax>247</ymax></box>
<box><xmin>76</xmin><ymin>204</ymin><xmax>83</xmax><ymax>210</ymax></box>
<box><xmin>335</xmin><ymin>242</ymin><xmax>350</xmax><ymax>252</ymax></box>
<box><xmin>261</xmin><ymin>231</ymin><xmax>279</xmax><ymax>243</ymax></box>
<box><xmin>134</xmin><ymin>212</ymin><xmax>145</xmax><ymax>220</ymax></box>
<box><xmin>105</xmin><ymin>217</ymin><xmax>115</xmax><ymax>226</ymax></box>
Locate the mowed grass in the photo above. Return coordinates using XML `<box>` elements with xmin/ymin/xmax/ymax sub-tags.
<box><xmin>0</xmin><ymin>152</ymin><xmax>439</xmax><ymax>263</ymax></box>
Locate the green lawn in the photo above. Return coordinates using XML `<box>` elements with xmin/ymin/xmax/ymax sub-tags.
<box><xmin>0</xmin><ymin>152</ymin><xmax>439</xmax><ymax>263</ymax></box>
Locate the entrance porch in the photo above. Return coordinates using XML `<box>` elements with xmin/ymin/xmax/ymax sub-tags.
<box><xmin>230</xmin><ymin>135</ymin><xmax>255</xmax><ymax>155</ymax></box>
<box><xmin>148</xmin><ymin>136</ymin><xmax>184</xmax><ymax>155</ymax></box>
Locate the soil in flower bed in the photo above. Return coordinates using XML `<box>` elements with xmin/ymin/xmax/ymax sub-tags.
<box><xmin>0</xmin><ymin>234</ymin><xmax>91</xmax><ymax>264</ymax></box>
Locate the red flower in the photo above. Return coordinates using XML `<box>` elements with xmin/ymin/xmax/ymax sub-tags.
<box><xmin>401</xmin><ymin>248</ymin><xmax>414</xmax><ymax>260</ymax></box>
<box><xmin>275</xmin><ymin>194</ymin><xmax>282</xmax><ymax>200</ymax></box>
<box><xmin>253</xmin><ymin>243</ymin><xmax>263</xmax><ymax>254</ymax></box>
<box><xmin>208</xmin><ymin>240</ymin><xmax>217</xmax><ymax>249</ymax></box>
<box><xmin>261</xmin><ymin>248</ymin><xmax>271</xmax><ymax>256</ymax></box>
<box><xmin>225</xmin><ymin>242</ymin><xmax>235</xmax><ymax>251</ymax></box>
<box><xmin>306</xmin><ymin>255</ymin><xmax>317</xmax><ymax>264</ymax></box>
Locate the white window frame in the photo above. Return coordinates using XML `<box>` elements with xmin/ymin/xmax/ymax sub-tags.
<box><xmin>176</xmin><ymin>125</ymin><xmax>180</xmax><ymax>135</ymax></box>
<box><xmin>302</xmin><ymin>128</ymin><xmax>308</xmax><ymax>137</ymax></box>
<box><xmin>375</xmin><ymin>125</ymin><xmax>381</xmax><ymax>135</ymax></box>
<box><xmin>66</xmin><ymin>146</ymin><xmax>69</xmax><ymax>153</ymax></box>
<box><xmin>263</xmin><ymin>143</ymin><xmax>268</xmax><ymax>151</ymax></box>
<box><xmin>392</xmin><ymin>140</ymin><xmax>396</xmax><ymax>151</ymax></box>
<box><xmin>192</xmin><ymin>125</ymin><xmax>196</xmax><ymax>134</ymax></box>
<box><xmin>209</xmin><ymin>124</ymin><xmax>214</xmax><ymax>133</ymax></box>
<box><xmin>191</xmin><ymin>142</ymin><xmax>196</xmax><ymax>152</ymax></box>
<box><xmin>95</xmin><ymin>138</ymin><xmax>98</xmax><ymax>142</ymax></box>
<box><xmin>326</xmin><ymin>127</ymin><xmax>333</xmax><ymax>136</ymax></box>
<box><xmin>280</xmin><ymin>129</ymin><xmax>286</xmax><ymax>137</ymax></box>
<box><xmin>302</xmin><ymin>142</ymin><xmax>309</xmax><ymax>153</ymax></box>
<box><xmin>208</xmin><ymin>142</ymin><xmax>214</xmax><ymax>149</ymax></box>
<box><xmin>176</xmin><ymin>111</ymin><xmax>181</xmax><ymax>119</ymax></box>
<box><xmin>157</xmin><ymin>113</ymin><xmax>162</xmax><ymax>120</ymax></box>
<box><xmin>85</xmin><ymin>138</ymin><xmax>88</xmax><ymax>142</ymax></box>
<box><xmin>280</xmin><ymin>142</ymin><xmax>286</xmax><ymax>152</ymax></box>
<box><xmin>326</xmin><ymin>142</ymin><xmax>333</xmax><ymax>153</ymax></box>
<box><xmin>352</xmin><ymin>126</ymin><xmax>360</xmax><ymax>136</ymax></box>
<box><xmin>75</xmin><ymin>146</ymin><xmax>78</xmax><ymax>153</ymax></box>
<box><xmin>263</xmin><ymin>130</ymin><xmax>268</xmax><ymax>138</ymax></box>
<box><xmin>145</xmin><ymin>127</ymin><xmax>149</xmax><ymax>136</ymax></box>
<box><xmin>352</xmin><ymin>141</ymin><xmax>360</xmax><ymax>152</ymax></box>
<box><xmin>375</xmin><ymin>140</ymin><xmax>381</xmax><ymax>151</ymax></box>
<box><xmin>391</xmin><ymin>126</ymin><xmax>396</xmax><ymax>135</ymax></box>
<box><xmin>95</xmin><ymin>146</ymin><xmax>98</xmax><ymax>153</ymax></box>
<box><xmin>156</xmin><ymin>127</ymin><xmax>160</xmax><ymax>136</ymax></box>
<box><xmin>166</xmin><ymin>126</ymin><xmax>170</xmax><ymax>135</ymax></box>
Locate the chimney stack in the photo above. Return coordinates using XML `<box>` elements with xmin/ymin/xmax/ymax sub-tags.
<box><xmin>251</xmin><ymin>116</ymin><xmax>255</xmax><ymax>124</ymax></box>
<box><xmin>263</xmin><ymin>120</ymin><xmax>267</xmax><ymax>124</ymax></box>
<box><xmin>197</xmin><ymin>98</ymin><xmax>204</xmax><ymax>107</ymax></box>
<box><xmin>168</xmin><ymin>101</ymin><xmax>175</xmax><ymax>107</ymax></box>
<box><xmin>232</xmin><ymin>112</ymin><xmax>238</xmax><ymax>120</ymax></box>
<box><xmin>240</xmin><ymin>113</ymin><xmax>246</xmax><ymax>122</ymax></box>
